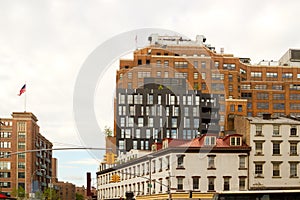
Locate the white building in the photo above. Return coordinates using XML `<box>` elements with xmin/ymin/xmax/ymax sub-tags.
<box><xmin>244</xmin><ymin>115</ymin><xmax>300</xmax><ymax>190</ymax></box>
<box><xmin>97</xmin><ymin>134</ymin><xmax>250</xmax><ymax>200</ymax></box>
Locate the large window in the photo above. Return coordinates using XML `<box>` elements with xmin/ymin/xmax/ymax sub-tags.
<box><xmin>239</xmin><ymin>156</ymin><xmax>246</xmax><ymax>169</ymax></box>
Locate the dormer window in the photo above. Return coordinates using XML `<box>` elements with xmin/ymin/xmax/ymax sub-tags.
<box><xmin>204</xmin><ymin>136</ymin><xmax>216</xmax><ymax>146</ymax></box>
<box><xmin>230</xmin><ymin>137</ymin><xmax>242</xmax><ymax>146</ymax></box>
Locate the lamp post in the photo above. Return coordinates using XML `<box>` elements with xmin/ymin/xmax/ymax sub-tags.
<box><xmin>147</xmin><ymin>155</ymin><xmax>154</xmax><ymax>195</ymax></box>
<box><xmin>30</xmin><ymin>169</ymin><xmax>45</xmax><ymax>199</ymax></box>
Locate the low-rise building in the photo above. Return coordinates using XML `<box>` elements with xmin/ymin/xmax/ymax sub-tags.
<box><xmin>97</xmin><ymin>134</ymin><xmax>250</xmax><ymax>200</ymax></box>
<box><xmin>235</xmin><ymin>114</ymin><xmax>300</xmax><ymax>190</ymax></box>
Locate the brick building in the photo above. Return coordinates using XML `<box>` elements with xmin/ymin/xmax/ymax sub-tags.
<box><xmin>0</xmin><ymin>112</ymin><xmax>53</xmax><ymax>197</ymax></box>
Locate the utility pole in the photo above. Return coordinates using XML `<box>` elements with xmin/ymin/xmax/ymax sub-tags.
<box><xmin>168</xmin><ymin>171</ymin><xmax>172</xmax><ymax>200</ymax></box>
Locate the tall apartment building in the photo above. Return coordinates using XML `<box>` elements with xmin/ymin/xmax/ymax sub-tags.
<box><xmin>0</xmin><ymin>112</ymin><xmax>53</xmax><ymax>197</ymax></box>
<box><xmin>111</xmin><ymin>34</ymin><xmax>300</xmax><ymax>154</ymax></box>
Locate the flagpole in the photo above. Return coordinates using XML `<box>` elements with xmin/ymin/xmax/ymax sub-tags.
<box><xmin>24</xmin><ymin>82</ymin><xmax>27</xmax><ymax>112</ymax></box>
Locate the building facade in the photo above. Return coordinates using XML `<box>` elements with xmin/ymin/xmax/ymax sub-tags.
<box><xmin>97</xmin><ymin>135</ymin><xmax>250</xmax><ymax>200</ymax></box>
<box><xmin>115</xmin><ymin>34</ymin><xmax>300</xmax><ymax>136</ymax></box>
<box><xmin>116</xmin><ymin>83</ymin><xmax>220</xmax><ymax>153</ymax></box>
<box><xmin>235</xmin><ymin>115</ymin><xmax>300</xmax><ymax>190</ymax></box>
<box><xmin>53</xmin><ymin>181</ymin><xmax>76</xmax><ymax>200</ymax></box>
<box><xmin>0</xmin><ymin>112</ymin><xmax>53</xmax><ymax>197</ymax></box>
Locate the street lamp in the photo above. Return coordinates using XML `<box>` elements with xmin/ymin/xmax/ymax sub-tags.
<box><xmin>30</xmin><ymin>169</ymin><xmax>45</xmax><ymax>199</ymax></box>
<box><xmin>147</xmin><ymin>155</ymin><xmax>154</xmax><ymax>195</ymax></box>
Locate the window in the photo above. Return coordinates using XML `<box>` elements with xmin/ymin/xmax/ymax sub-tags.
<box><xmin>223</xmin><ymin>63</ymin><xmax>236</xmax><ymax>70</ymax></box>
<box><xmin>18</xmin><ymin>162</ymin><xmax>25</xmax><ymax>169</ymax></box>
<box><xmin>257</xmin><ymin>93</ymin><xmax>269</xmax><ymax>100</ymax></box>
<box><xmin>208</xmin><ymin>177</ymin><xmax>215</xmax><ymax>191</ymax></box>
<box><xmin>174</xmin><ymin>61</ymin><xmax>188</xmax><ymax>68</ymax></box>
<box><xmin>255</xmin><ymin>163</ymin><xmax>263</xmax><ymax>177</ymax></box>
<box><xmin>205</xmin><ymin>136</ymin><xmax>216</xmax><ymax>146</ymax></box>
<box><xmin>273</xmin><ymin>94</ymin><xmax>284</xmax><ymax>100</ymax></box>
<box><xmin>282</xmin><ymin>73</ymin><xmax>293</xmax><ymax>78</ymax></box>
<box><xmin>138</xmin><ymin>118</ymin><xmax>144</xmax><ymax>127</ymax></box>
<box><xmin>228</xmin><ymin>74</ymin><xmax>233</xmax><ymax>82</ymax></box>
<box><xmin>230</xmin><ymin>137</ymin><xmax>241</xmax><ymax>146</ymax></box>
<box><xmin>251</xmin><ymin>72</ymin><xmax>262</xmax><ymax>78</ymax></box>
<box><xmin>272</xmin><ymin>84</ymin><xmax>283</xmax><ymax>90</ymax></box>
<box><xmin>272</xmin><ymin>162</ymin><xmax>281</xmax><ymax>177</ymax></box>
<box><xmin>223</xmin><ymin>177</ymin><xmax>230</xmax><ymax>191</ymax></box>
<box><xmin>0</xmin><ymin>172</ymin><xmax>11</xmax><ymax>178</ymax></box>
<box><xmin>230</xmin><ymin>105</ymin><xmax>235</xmax><ymax>112</ymax></box>
<box><xmin>18</xmin><ymin>132</ymin><xmax>26</xmax><ymax>138</ymax></box>
<box><xmin>238</xmin><ymin>105</ymin><xmax>243</xmax><ymax>112</ymax></box>
<box><xmin>133</xmin><ymin>141</ymin><xmax>138</xmax><ymax>150</ymax></box>
<box><xmin>239</xmin><ymin>156</ymin><xmax>246</xmax><ymax>169</ymax></box>
<box><xmin>119</xmin><ymin>140</ymin><xmax>125</xmax><ymax>150</ymax></box>
<box><xmin>214</xmin><ymin>61</ymin><xmax>219</xmax><ymax>68</ymax></box>
<box><xmin>273</xmin><ymin>125</ymin><xmax>280</xmax><ymax>136</ymax></box>
<box><xmin>241</xmin><ymin>84</ymin><xmax>251</xmax><ymax>90</ymax></box>
<box><xmin>0</xmin><ymin>162</ymin><xmax>11</xmax><ymax>170</ymax></box>
<box><xmin>192</xmin><ymin>177</ymin><xmax>199</xmax><ymax>190</ymax></box>
<box><xmin>177</xmin><ymin>155</ymin><xmax>184</xmax><ymax>168</ymax></box>
<box><xmin>166</xmin><ymin>156</ymin><xmax>170</xmax><ymax>170</ymax></box>
<box><xmin>273</xmin><ymin>103</ymin><xmax>285</xmax><ymax>110</ymax></box>
<box><xmin>211</xmin><ymin>73</ymin><xmax>224</xmax><ymax>80</ymax></box>
<box><xmin>255</xmin><ymin>142</ymin><xmax>263</xmax><ymax>155</ymax></box>
<box><xmin>266</xmin><ymin>72</ymin><xmax>278</xmax><ymax>78</ymax></box>
<box><xmin>290</xmin><ymin>162</ymin><xmax>298</xmax><ymax>177</ymax></box>
<box><xmin>18</xmin><ymin>172</ymin><xmax>25</xmax><ymax>178</ymax></box>
<box><xmin>201</xmin><ymin>72</ymin><xmax>206</xmax><ymax>79</ymax></box>
<box><xmin>201</xmin><ymin>61</ymin><xmax>206</xmax><ymax>69</ymax></box>
<box><xmin>164</xmin><ymin>60</ymin><xmax>169</xmax><ymax>67</ymax></box>
<box><xmin>256</xmin><ymin>125</ymin><xmax>262</xmax><ymax>135</ymax></box>
<box><xmin>290</xmin><ymin>127</ymin><xmax>297</xmax><ymax>136</ymax></box>
<box><xmin>290</xmin><ymin>142</ymin><xmax>298</xmax><ymax>156</ymax></box>
<box><xmin>194</xmin><ymin>72</ymin><xmax>199</xmax><ymax>79</ymax></box>
<box><xmin>177</xmin><ymin>177</ymin><xmax>184</xmax><ymax>190</ymax></box>
<box><xmin>171</xmin><ymin>118</ymin><xmax>177</xmax><ymax>128</ymax></box>
<box><xmin>228</xmin><ymin>84</ymin><xmax>233</xmax><ymax>92</ymax></box>
<box><xmin>193</xmin><ymin>61</ymin><xmax>198</xmax><ymax>68</ymax></box>
<box><xmin>239</xmin><ymin>177</ymin><xmax>246</xmax><ymax>190</ymax></box>
<box><xmin>208</xmin><ymin>155</ymin><xmax>215</xmax><ymax>169</ymax></box>
<box><xmin>255</xmin><ymin>84</ymin><xmax>267</xmax><ymax>90</ymax></box>
<box><xmin>257</xmin><ymin>102</ymin><xmax>269</xmax><ymax>109</ymax></box>
<box><xmin>18</xmin><ymin>142</ymin><xmax>25</xmax><ymax>149</ymax></box>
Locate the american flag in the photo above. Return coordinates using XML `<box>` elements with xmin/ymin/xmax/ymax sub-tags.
<box><xmin>18</xmin><ymin>84</ymin><xmax>26</xmax><ymax>96</ymax></box>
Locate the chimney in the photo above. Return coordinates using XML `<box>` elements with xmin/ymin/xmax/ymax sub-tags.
<box><xmin>263</xmin><ymin>113</ymin><xmax>272</xmax><ymax>120</ymax></box>
<box><xmin>87</xmin><ymin>172</ymin><xmax>91</xmax><ymax>197</ymax></box>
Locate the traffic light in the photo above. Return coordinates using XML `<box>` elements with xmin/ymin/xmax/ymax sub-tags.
<box><xmin>110</xmin><ymin>174</ymin><xmax>121</xmax><ymax>183</ymax></box>
<box><xmin>115</xmin><ymin>174</ymin><xmax>120</xmax><ymax>182</ymax></box>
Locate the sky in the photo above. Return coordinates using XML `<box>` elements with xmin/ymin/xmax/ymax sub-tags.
<box><xmin>1</xmin><ymin>0</ymin><xmax>300</xmax><ymax>187</ymax></box>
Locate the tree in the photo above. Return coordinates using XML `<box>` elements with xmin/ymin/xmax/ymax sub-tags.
<box><xmin>104</xmin><ymin>126</ymin><xmax>113</xmax><ymax>137</ymax></box>
<box><xmin>43</xmin><ymin>187</ymin><xmax>59</xmax><ymax>200</ymax></box>
<box><xmin>11</xmin><ymin>186</ymin><xmax>26</xmax><ymax>199</ymax></box>
<box><xmin>76</xmin><ymin>193</ymin><xmax>84</xmax><ymax>200</ymax></box>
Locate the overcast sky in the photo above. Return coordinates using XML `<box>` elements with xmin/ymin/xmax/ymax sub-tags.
<box><xmin>1</xmin><ymin>0</ymin><xmax>300</xmax><ymax>187</ymax></box>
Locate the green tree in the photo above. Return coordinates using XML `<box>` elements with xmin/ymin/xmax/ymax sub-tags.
<box><xmin>11</xmin><ymin>186</ymin><xmax>26</xmax><ymax>199</ymax></box>
<box><xmin>43</xmin><ymin>187</ymin><xmax>59</xmax><ymax>200</ymax></box>
<box><xmin>76</xmin><ymin>193</ymin><xmax>84</xmax><ymax>200</ymax></box>
<box><xmin>104</xmin><ymin>126</ymin><xmax>113</xmax><ymax>137</ymax></box>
